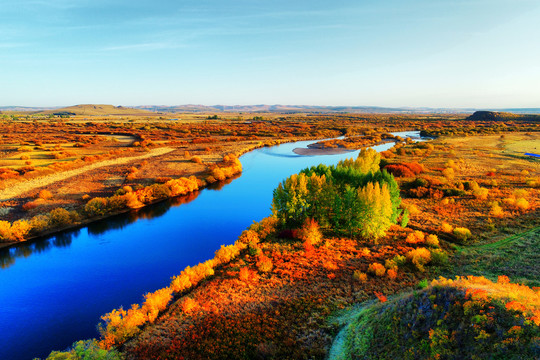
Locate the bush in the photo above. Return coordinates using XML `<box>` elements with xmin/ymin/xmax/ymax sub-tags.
<box><xmin>297</xmin><ymin>218</ymin><xmax>322</xmax><ymax>245</ymax></box>
<box><xmin>490</xmin><ymin>202</ymin><xmax>504</xmax><ymax>217</ymax></box>
<box><xmin>38</xmin><ymin>189</ymin><xmax>53</xmax><ymax>200</ymax></box>
<box><xmin>425</xmin><ymin>234</ymin><xmax>439</xmax><ymax>248</ymax></box>
<box><xmin>473</xmin><ymin>187</ymin><xmax>489</xmax><ymax>200</ymax></box>
<box><xmin>406</xmin><ymin>248</ymin><xmax>431</xmax><ymax>272</ymax></box>
<box><xmin>387</xmin><ymin>268</ymin><xmax>397</xmax><ymax>280</ymax></box>
<box><xmin>181</xmin><ymin>297</ymin><xmax>198</xmax><ymax>314</ymax></box>
<box><xmin>238</xmin><ymin>230</ymin><xmax>260</xmax><ymax>245</ymax></box>
<box><xmin>515</xmin><ymin>198</ymin><xmax>530</xmax><ymax>211</ymax></box>
<box><xmin>353</xmin><ymin>270</ymin><xmax>368</xmax><ymax>282</ymax></box>
<box><xmin>256</xmin><ymin>254</ymin><xmax>273</xmax><ymax>273</ymax></box>
<box><xmin>441</xmin><ymin>222</ymin><xmax>453</xmax><ymax>233</ymax></box>
<box><xmin>215</xmin><ymin>244</ymin><xmax>242</xmax><ymax>265</ymax></box>
<box><xmin>453</xmin><ymin>227</ymin><xmax>472</xmax><ymax>243</ymax></box>
<box><xmin>405</xmin><ymin>230</ymin><xmax>425</xmax><ymax>244</ymax></box>
<box><xmin>85</xmin><ymin>197</ymin><xmax>109</xmax><ymax>217</ymax></box>
<box><xmin>367</xmin><ymin>263</ymin><xmax>386</xmax><ymax>277</ymax></box>
<box><xmin>442</xmin><ymin>167</ymin><xmax>454</xmax><ymax>180</ymax></box>
<box><xmin>48</xmin><ymin>208</ymin><xmax>74</xmax><ymax>227</ymax></box>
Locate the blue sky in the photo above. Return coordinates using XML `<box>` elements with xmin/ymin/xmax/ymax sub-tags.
<box><xmin>1</xmin><ymin>0</ymin><xmax>539</xmax><ymax>107</ymax></box>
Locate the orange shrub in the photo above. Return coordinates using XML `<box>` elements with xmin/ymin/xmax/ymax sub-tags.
<box><xmin>181</xmin><ymin>297</ymin><xmax>198</xmax><ymax>314</ymax></box>
<box><xmin>441</xmin><ymin>222</ymin><xmax>453</xmax><ymax>233</ymax></box>
<box><xmin>473</xmin><ymin>187</ymin><xmax>489</xmax><ymax>200</ymax></box>
<box><xmin>297</xmin><ymin>218</ymin><xmax>322</xmax><ymax>245</ymax></box>
<box><xmin>238</xmin><ymin>230</ymin><xmax>260</xmax><ymax>245</ymax></box>
<box><xmin>249</xmin><ymin>216</ymin><xmax>278</xmax><ymax>240</ymax></box>
<box><xmin>191</xmin><ymin>156</ymin><xmax>203</xmax><ymax>164</ymax></box>
<box><xmin>38</xmin><ymin>189</ymin><xmax>53</xmax><ymax>200</ymax></box>
<box><xmin>367</xmin><ymin>262</ymin><xmax>386</xmax><ymax>277</ymax></box>
<box><xmin>387</xmin><ymin>268</ymin><xmax>397</xmax><ymax>280</ymax></box>
<box><xmin>256</xmin><ymin>254</ymin><xmax>273</xmax><ymax>273</ymax></box>
<box><xmin>239</xmin><ymin>266</ymin><xmax>255</xmax><ymax>282</ymax></box>
<box><xmin>353</xmin><ymin>270</ymin><xmax>368</xmax><ymax>282</ymax></box>
<box><xmin>515</xmin><ymin>198</ymin><xmax>530</xmax><ymax>211</ymax></box>
<box><xmin>215</xmin><ymin>244</ymin><xmax>242</xmax><ymax>265</ymax></box>
<box><xmin>142</xmin><ymin>287</ymin><xmax>173</xmax><ymax>322</ymax></box>
<box><xmin>406</xmin><ymin>247</ymin><xmax>432</xmax><ymax>272</ymax></box>
<box><xmin>406</xmin><ymin>230</ymin><xmax>425</xmax><ymax>244</ymax></box>
<box><xmin>490</xmin><ymin>202</ymin><xmax>504</xmax><ymax>217</ymax></box>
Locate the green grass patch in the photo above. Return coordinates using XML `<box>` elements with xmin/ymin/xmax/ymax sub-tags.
<box><xmin>452</xmin><ymin>227</ymin><xmax>540</xmax><ymax>286</ymax></box>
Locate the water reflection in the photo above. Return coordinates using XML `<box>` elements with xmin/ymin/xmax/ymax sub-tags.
<box><xmin>0</xmin><ymin>189</ymin><xmax>205</xmax><ymax>269</ymax></box>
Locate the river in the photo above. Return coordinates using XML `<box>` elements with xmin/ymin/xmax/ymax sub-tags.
<box><xmin>0</xmin><ymin>131</ymin><xmax>422</xmax><ymax>360</ymax></box>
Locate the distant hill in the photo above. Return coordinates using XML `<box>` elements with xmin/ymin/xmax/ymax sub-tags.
<box><xmin>135</xmin><ymin>104</ymin><xmax>470</xmax><ymax>114</ymax></box>
<box><xmin>38</xmin><ymin>104</ymin><xmax>157</xmax><ymax>116</ymax></box>
<box><xmin>467</xmin><ymin>111</ymin><xmax>540</xmax><ymax>121</ymax></box>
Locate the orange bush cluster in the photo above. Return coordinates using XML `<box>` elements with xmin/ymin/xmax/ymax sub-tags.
<box><xmin>384</xmin><ymin>162</ymin><xmax>424</xmax><ymax>177</ymax></box>
<box><xmin>206</xmin><ymin>154</ymin><xmax>242</xmax><ymax>183</ymax></box>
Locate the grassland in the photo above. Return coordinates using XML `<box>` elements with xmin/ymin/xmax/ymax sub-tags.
<box><xmin>2</xmin><ymin>110</ymin><xmax>537</xmax><ymax>359</ymax></box>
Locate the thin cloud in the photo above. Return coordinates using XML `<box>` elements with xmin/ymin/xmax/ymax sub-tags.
<box><xmin>100</xmin><ymin>42</ymin><xmax>188</xmax><ymax>52</ymax></box>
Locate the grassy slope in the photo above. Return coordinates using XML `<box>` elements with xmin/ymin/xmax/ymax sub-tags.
<box><xmin>452</xmin><ymin>227</ymin><xmax>540</xmax><ymax>287</ymax></box>
<box><xmin>331</xmin><ymin>279</ymin><xmax>540</xmax><ymax>360</ymax></box>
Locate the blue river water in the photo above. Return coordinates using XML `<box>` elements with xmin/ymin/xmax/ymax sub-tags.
<box><xmin>0</xmin><ymin>131</ymin><xmax>421</xmax><ymax>360</ymax></box>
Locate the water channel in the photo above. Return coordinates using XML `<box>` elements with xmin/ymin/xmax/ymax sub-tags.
<box><xmin>0</xmin><ymin>131</ymin><xmax>421</xmax><ymax>360</ymax></box>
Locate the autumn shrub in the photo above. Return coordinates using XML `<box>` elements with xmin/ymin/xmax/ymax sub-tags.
<box><xmin>453</xmin><ymin>227</ymin><xmax>472</xmax><ymax>243</ymax></box>
<box><xmin>297</xmin><ymin>218</ymin><xmax>322</xmax><ymax>245</ymax></box>
<box><xmin>48</xmin><ymin>208</ymin><xmax>74</xmax><ymax>227</ymax></box>
<box><xmin>387</xmin><ymin>268</ymin><xmax>397</xmax><ymax>280</ymax></box>
<box><xmin>239</xmin><ymin>266</ymin><xmax>255</xmax><ymax>282</ymax></box>
<box><xmin>405</xmin><ymin>230</ymin><xmax>425</xmax><ymax>244</ymax></box>
<box><xmin>38</xmin><ymin>189</ymin><xmax>53</xmax><ymax>200</ymax></box>
<box><xmin>490</xmin><ymin>202</ymin><xmax>504</xmax><ymax>217</ymax></box>
<box><xmin>256</xmin><ymin>254</ymin><xmax>273</xmax><ymax>273</ymax></box>
<box><xmin>473</xmin><ymin>187</ymin><xmax>489</xmax><ymax>200</ymax></box>
<box><xmin>215</xmin><ymin>244</ymin><xmax>242</xmax><ymax>265</ymax></box>
<box><xmin>181</xmin><ymin>297</ymin><xmax>198</xmax><ymax>313</ymax></box>
<box><xmin>384</xmin><ymin>259</ymin><xmax>398</xmax><ymax>270</ymax></box>
<box><xmin>367</xmin><ymin>262</ymin><xmax>386</xmax><ymax>277</ymax></box>
<box><xmin>425</xmin><ymin>234</ymin><xmax>439</xmax><ymax>248</ymax></box>
<box><xmin>142</xmin><ymin>287</ymin><xmax>173</xmax><ymax>323</ymax></box>
<box><xmin>353</xmin><ymin>270</ymin><xmax>368</xmax><ymax>282</ymax></box>
<box><xmin>85</xmin><ymin>197</ymin><xmax>109</xmax><ymax>217</ymax></box>
<box><xmin>249</xmin><ymin>216</ymin><xmax>278</xmax><ymax>240</ymax></box>
<box><xmin>0</xmin><ymin>221</ymin><xmax>12</xmax><ymax>242</ymax></box>
<box><xmin>406</xmin><ymin>247</ymin><xmax>431</xmax><ymax>272</ymax></box>
<box><xmin>392</xmin><ymin>255</ymin><xmax>406</xmax><ymax>268</ymax></box>
<box><xmin>442</xmin><ymin>167</ymin><xmax>454</xmax><ymax>181</ymax></box>
<box><xmin>43</xmin><ymin>339</ymin><xmax>123</xmax><ymax>360</ymax></box>
<box><xmin>238</xmin><ymin>229</ymin><xmax>260</xmax><ymax>245</ymax></box>
<box><xmin>515</xmin><ymin>197</ymin><xmax>530</xmax><ymax>211</ymax></box>
<box><xmin>170</xmin><ymin>273</ymin><xmax>192</xmax><ymax>293</ymax></box>
<box><xmin>191</xmin><ymin>156</ymin><xmax>203</xmax><ymax>164</ymax></box>
<box><xmin>29</xmin><ymin>214</ymin><xmax>49</xmax><ymax>234</ymax></box>
<box><xmin>441</xmin><ymin>222</ymin><xmax>453</xmax><ymax>233</ymax></box>
<box><xmin>384</xmin><ymin>162</ymin><xmax>423</xmax><ymax>177</ymax></box>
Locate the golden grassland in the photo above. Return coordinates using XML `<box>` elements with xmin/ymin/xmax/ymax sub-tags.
<box><xmin>1</xmin><ymin>112</ymin><xmax>537</xmax><ymax>358</ymax></box>
<box><xmin>74</xmin><ymin>129</ymin><xmax>538</xmax><ymax>360</ymax></box>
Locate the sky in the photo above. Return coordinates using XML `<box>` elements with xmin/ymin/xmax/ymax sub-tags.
<box><xmin>1</xmin><ymin>0</ymin><xmax>539</xmax><ymax>108</ymax></box>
